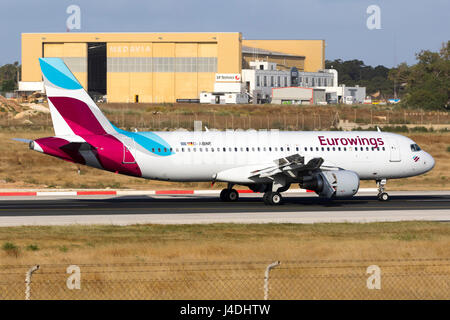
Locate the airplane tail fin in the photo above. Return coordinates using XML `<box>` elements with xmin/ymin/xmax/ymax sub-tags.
<box><xmin>39</xmin><ymin>58</ymin><xmax>116</xmax><ymax>137</ymax></box>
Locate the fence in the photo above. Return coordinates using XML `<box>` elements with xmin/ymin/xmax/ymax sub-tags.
<box><xmin>1</xmin><ymin>259</ymin><xmax>449</xmax><ymax>300</ymax></box>
<box><xmin>2</xmin><ymin>104</ymin><xmax>449</xmax><ymax>132</ymax></box>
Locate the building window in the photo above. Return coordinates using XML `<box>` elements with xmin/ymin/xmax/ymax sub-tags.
<box><xmin>270</xmin><ymin>76</ymin><xmax>274</xmax><ymax>87</ymax></box>
<box><xmin>277</xmin><ymin>76</ymin><xmax>281</xmax><ymax>87</ymax></box>
<box><xmin>263</xmin><ymin>76</ymin><xmax>267</xmax><ymax>87</ymax></box>
<box><xmin>284</xmin><ymin>77</ymin><xmax>288</xmax><ymax>86</ymax></box>
<box><xmin>256</xmin><ymin>76</ymin><xmax>260</xmax><ymax>87</ymax></box>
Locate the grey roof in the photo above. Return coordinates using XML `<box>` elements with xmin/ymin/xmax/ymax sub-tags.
<box><xmin>242</xmin><ymin>46</ymin><xmax>305</xmax><ymax>58</ymax></box>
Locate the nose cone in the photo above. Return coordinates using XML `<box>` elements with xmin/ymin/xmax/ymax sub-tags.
<box><xmin>423</xmin><ymin>152</ymin><xmax>435</xmax><ymax>173</ymax></box>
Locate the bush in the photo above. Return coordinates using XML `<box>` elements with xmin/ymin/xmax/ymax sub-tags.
<box><xmin>26</xmin><ymin>244</ymin><xmax>39</xmax><ymax>251</ymax></box>
<box><xmin>2</xmin><ymin>242</ymin><xmax>20</xmax><ymax>257</ymax></box>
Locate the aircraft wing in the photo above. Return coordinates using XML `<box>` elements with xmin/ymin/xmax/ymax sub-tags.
<box><xmin>249</xmin><ymin>154</ymin><xmax>332</xmax><ymax>180</ymax></box>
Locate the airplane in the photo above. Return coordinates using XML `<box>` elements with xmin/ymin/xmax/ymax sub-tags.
<box><xmin>19</xmin><ymin>58</ymin><xmax>435</xmax><ymax>205</ymax></box>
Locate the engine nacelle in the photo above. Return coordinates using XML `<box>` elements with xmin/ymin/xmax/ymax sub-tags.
<box><xmin>300</xmin><ymin>170</ymin><xmax>360</xmax><ymax>198</ymax></box>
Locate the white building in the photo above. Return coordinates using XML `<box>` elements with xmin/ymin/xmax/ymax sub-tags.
<box><xmin>241</xmin><ymin>61</ymin><xmax>335</xmax><ymax>104</ymax></box>
<box><xmin>200</xmin><ymin>60</ymin><xmax>366</xmax><ymax>105</ymax></box>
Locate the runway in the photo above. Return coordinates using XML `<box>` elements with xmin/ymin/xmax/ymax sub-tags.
<box><xmin>0</xmin><ymin>191</ymin><xmax>449</xmax><ymax>226</ymax></box>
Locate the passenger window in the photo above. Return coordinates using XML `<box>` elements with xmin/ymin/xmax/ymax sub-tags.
<box><xmin>152</xmin><ymin>148</ymin><xmax>155</xmax><ymax>152</ymax></box>
<box><xmin>269</xmin><ymin>147</ymin><xmax>272</xmax><ymax>151</ymax></box>
<box><xmin>366</xmin><ymin>147</ymin><xmax>369</xmax><ymax>151</ymax></box>
<box><xmin>223</xmin><ymin>147</ymin><xmax>226</xmax><ymax>152</ymax></box>
<box><xmin>280</xmin><ymin>147</ymin><xmax>284</xmax><ymax>151</ymax></box>
<box><xmin>304</xmin><ymin>147</ymin><xmax>307</xmax><ymax>151</ymax></box>
<box><xmin>181</xmin><ymin>148</ymin><xmax>184</xmax><ymax>152</ymax></box>
<box><xmin>338</xmin><ymin>147</ymin><xmax>341</xmax><ymax>151</ymax></box>
<box><xmin>235</xmin><ymin>147</ymin><xmax>238</xmax><ymax>152</ymax></box>
<box><xmin>246</xmin><ymin>147</ymin><xmax>249</xmax><ymax>152</ymax></box>
<box><xmin>316</xmin><ymin>147</ymin><xmax>319</xmax><ymax>151</ymax></box>
<box><xmin>327</xmin><ymin>147</ymin><xmax>330</xmax><ymax>151</ymax></box>
<box><xmin>158</xmin><ymin>148</ymin><xmax>161</xmax><ymax>152</ymax></box>
<box><xmin>332</xmin><ymin>147</ymin><xmax>335</xmax><ymax>151</ymax></box>
<box><xmin>287</xmin><ymin>147</ymin><xmax>290</xmax><ymax>151</ymax></box>
<box><xmin>310</xmin><ymin>147</ymin><xmax>313</xmax><ymax>151</ymax></box>
<box><xmin>296</xmin><ymin>147</ymin><xmax>299</xmax><ymax>151</ymax></box>
<box><xmin>321</xmin><ymin>147</ymin><xmax>324</xmax><ymax>151</ymax></box>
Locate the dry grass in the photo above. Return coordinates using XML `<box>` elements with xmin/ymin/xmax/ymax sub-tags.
<box><xmin>0</xmin><ymin>222</ymin><xmax>448</xmax><ymax>265</ymax></box>
<box><xmin>0</xmin><ymin>129</ymin><xmax>448</xmax><ymax>190</ymax></box>
<box><xmin>1</xmin><ymin>222</ymin><xmax>449</xmax><ymax>299</ymax></box>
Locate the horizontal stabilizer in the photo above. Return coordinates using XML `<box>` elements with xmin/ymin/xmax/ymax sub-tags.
<box><xmin>12</xmin><ymin>138</ymin><xmax>32</xmax><ymax>143</ymax></box>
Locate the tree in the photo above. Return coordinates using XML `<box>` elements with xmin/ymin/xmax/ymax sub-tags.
<box><xmin>401</xmin><ymin>41</ymin><xmax>450</xmax><ymax>110</ymax></box>
<box><xmin>0</xmin><ymin>61</ymin><xmax>20</xmax><ymax>92</ymax></box>
<box><xmin>325</xmin><ymin>59</ymin><xmax>393</xmax><ymax>96</ymax></box>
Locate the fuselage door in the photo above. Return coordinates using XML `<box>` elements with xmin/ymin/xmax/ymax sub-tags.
<box><xmin>123</xmin><ymin>137</ymin><xmax>136</xmax><ymax>164</ymax></box>
<box><xmin>389</xmin><ymin>138</ymin><xmax>401</xmax><ymax>162</ymax></box>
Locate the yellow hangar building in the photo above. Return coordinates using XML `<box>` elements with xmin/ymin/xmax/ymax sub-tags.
<box><xmin>20</xmin><ymin>32</ymin><xmax>325</xmax><ymax>103</ymax></box>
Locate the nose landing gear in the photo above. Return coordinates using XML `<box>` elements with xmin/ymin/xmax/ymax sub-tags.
<box><xmin>376</xmin><ymin>179</ymin><xmax>389</xmax><ymax>201</ymax></box>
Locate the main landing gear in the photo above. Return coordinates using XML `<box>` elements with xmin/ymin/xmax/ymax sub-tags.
<box><xmin>263</xmin><ymin>191</ymin><xmax>283</xmax><ymax>205</ymax></box>
<box><xmin>376</xmin><ymin>179</ymin><xmax>389</xmax><ymax>201</ymax></box>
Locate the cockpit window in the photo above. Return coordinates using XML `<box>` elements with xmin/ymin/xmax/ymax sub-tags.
<box><xmin>410</xmin><ymin>144</ymin><xmax>421</xmax><ymax>152</ymax></box>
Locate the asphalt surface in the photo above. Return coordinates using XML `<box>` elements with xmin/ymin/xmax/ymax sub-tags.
<box><xmin>0</xmin><ymin>192</ymin><xmax>449</xmax><ymax>226</ymax></box>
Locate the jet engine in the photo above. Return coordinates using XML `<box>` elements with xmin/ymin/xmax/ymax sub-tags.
<box><xmin>300</xmin><ymin>170</ymin><xmax>360</xmax><ymax>198</ymax></box>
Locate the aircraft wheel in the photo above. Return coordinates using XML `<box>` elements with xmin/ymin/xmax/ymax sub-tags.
<box><xmin>263</xmin><ymin>192</ymin><xmax>272</xmax><ymax>205</ymax></box>
<box><xmin>227</xmin><ymin>189</ymin><xmax>239</xmax><ymax>202</ymax></box>
<box><xmin>220</xmin><ymin>189</ymin><xmax>229</xmax><ymax>202</ymax></box>
<box><xmin>270</xmin><ymin>192</ymin><xmax>283</xmax><ymax>205</ymax></box>
<box><xmin>378</xmin><ymin>192</ymin><xmax>389</xmax><ymax>201</ymax></box>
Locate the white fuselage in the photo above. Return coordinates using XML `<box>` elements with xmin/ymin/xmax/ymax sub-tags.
<box><xmin>132</xmin><ymin>130</ymin><xmax>435</xmax><ymax>184</ymax></box>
